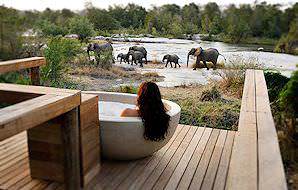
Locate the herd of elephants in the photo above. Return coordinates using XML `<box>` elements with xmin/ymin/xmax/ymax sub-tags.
<box><xmin>87</xmin><ymin>42</ymin><xmax>226</xmax><ymax>70</ymax></box>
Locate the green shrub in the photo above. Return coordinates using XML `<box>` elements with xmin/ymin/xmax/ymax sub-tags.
<box><xmin>200</xmin><ymin>86</ymin><xmax>221</xmax><ymax>101</ymax></box>
<box><xmin>264</xmin><ymin>71</ymin><xmax>290</xmax><ymax>102</ymax></box>
<box><xmin>0</xmin><ymin>71</ymin><xmax>30</xmax><ymax>84</ymax></box>
<box><xmin>279</xmin><ymin>70</ymin><xmax>298</xmax><ymax>119</ymax></box>
<box><xmin>118</xmin><ymin>85</ymin><xmax>138</xmax><ymax>94</ymax></box>
<box><xmin>42</xmin><ymin>37</ymin><xmax>81</xmax><ymax>86</ymax></box>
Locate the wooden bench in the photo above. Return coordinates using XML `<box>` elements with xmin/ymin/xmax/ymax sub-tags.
<box><xmin>226</xmin><ymin>69</ymin><xmax>287</xmax><ymax>190</ymax></box>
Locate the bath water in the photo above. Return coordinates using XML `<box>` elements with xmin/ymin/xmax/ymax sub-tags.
<box><xmin>98</xmin><ymin>101</ymin><xmax>136</xmax><ymax>117</ymax></box>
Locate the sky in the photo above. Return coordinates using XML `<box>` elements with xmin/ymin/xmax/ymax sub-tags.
<box><xmin>1</xmin><ymin>0</ymin><xmax>297</xmax><ymax>10</ymax></box>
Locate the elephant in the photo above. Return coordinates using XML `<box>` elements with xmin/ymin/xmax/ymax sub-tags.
<box><xmin>127</xmin><ymin>50</ymin><xmax>146</xmax><ymax>67</ymax></box>
<box><xmin>87</xmin><ymin>42</ymin><xmax>114</xmax><ymax>66</ymax></box>
<box><xmin>162</xmin><ymin>54</ymin><xmax>181</xmax><ymax>68</ymax></box>
<box><xmin>129</xmin><ymin>46</ymin><xmax>148</xmax><ymax>64</ymax></box>
<box><xmin>187</xmin><ymin>47</ymin><xmax>226</xmax><ymax>70</ymax></box>
<box><xmin>117</xmin><ymin>53</ymin><xmax>129</xmax><ymax>64</ymax></box>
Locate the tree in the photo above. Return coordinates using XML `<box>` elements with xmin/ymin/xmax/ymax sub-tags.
<box><xmin>181</xmin><ymin>3</ymin><xmax>201</xmax><ymax>34</ymax></box>
<box><xmin>201</xmin><ymin>2</ymin><xmax>221</xmax><ymax>34</ymax></box>
<box><xmin>0</xmin><ymin>6</ymin><xmax>24</xmax><ymax>60</ymax></box>
<box><xmin>68</xmin><ymin>16</ymin><xmax>94</xmax><ymax>42</ymax></box>
<box><xmin>86</xmin><ymin>7</ymin><xmax>119</xmax><ymax>31</ymax></box>
<box><xmin>37</xmin><ymin>20</ymin><xmax>67</xmax><ymax>36</ymax></box>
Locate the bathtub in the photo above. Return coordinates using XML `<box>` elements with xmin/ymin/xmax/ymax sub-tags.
<box><xmin>83</xmin><ymin>91</ymin><xmax>181</xmax><ymax>160</ymax></box>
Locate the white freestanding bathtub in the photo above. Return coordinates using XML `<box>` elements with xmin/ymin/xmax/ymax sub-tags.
<box><xmin>83</xmin><ymin>91</ymin><xmax>181</xmax><ymax>160</ymax></box>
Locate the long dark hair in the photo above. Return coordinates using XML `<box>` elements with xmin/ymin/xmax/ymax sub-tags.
<box><xmin>137</xmin><ymin>82</ymin><xmax>170</xmax><ymax>141</ymax></box>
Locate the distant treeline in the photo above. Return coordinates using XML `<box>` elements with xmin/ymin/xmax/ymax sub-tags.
<box><xmin>1</xmin><ymin>1</ymin><xmax>298</xmax><ymax>60</ymax></box>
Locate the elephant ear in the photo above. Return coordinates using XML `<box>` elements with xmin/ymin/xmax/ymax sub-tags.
<box><xmin>194</xmin><ymin>48</ymin><xmax>202</xmax><ymax>56</ymax></box>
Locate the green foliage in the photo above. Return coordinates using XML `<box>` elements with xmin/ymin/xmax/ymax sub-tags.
<box><xmin>200</xmin><ymin>86</ymin><xmax>221</xmax><ymax>101</ymax></box>
<box><xmin>174</xmin><ymin>94</ymin><xmax>240</xmax><ymax>130</ymax></box>
<box><xmin>68</xmin><ymin>16</ymin><xmax>94</xmax><ymax>42</ymax></box>
<box><xmin>96</xmin><ymin>50</ymin><xmax>114</xmax><ymax>70</ymax></box>
<box><xmin>37</xmin><ymin>20</ymin><xmax>67</xmax><ymax>36</ymax></box>
<box><xmin>279</xmin><ymin>70</ymin><xmax>298</xmax><ymax>119</ymax></box>
<box><xmin>264</xmin><ymin>71</ymin><xmax>290</xmax><ymax>102</ymax></box>
<box><xmin>119</xmin><ymin>85</ymin><xmax>138</xmax><ymax>94</ymax></box>
<box><xmin>274</xmin><ymin>19</ymin><xmax>298</xmax><ymax>55</ymax></box>
<box><xmin>0</xmin><ymin>71</ymin><xmax>31</xmax><ymax>84</ymax></box>
<box><xmin>42</xmin><ymin>37</ymin><xmax>81</xmax><ymax>86</ymax></box>
<box><xmin>0</xmin><ymin>6</ymin><xmax>25</xmax><ymax>60</ymax></box>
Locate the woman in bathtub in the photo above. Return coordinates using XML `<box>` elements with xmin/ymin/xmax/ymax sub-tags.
<box><xmin>121</xmin><ymin>81</ymin><xmax>170</xmax><ymax>141</ymax></box>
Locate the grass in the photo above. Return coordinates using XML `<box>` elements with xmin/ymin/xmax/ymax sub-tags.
<box><xmin>160</xmin><ymin>84</ymin><xmax>241</xmax><ymax>130</ymax></box>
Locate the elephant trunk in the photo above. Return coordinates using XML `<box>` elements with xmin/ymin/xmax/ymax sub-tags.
<box><xmin>187</xmin><ymin>53</ymin><xmax>190</xmax><ymax>67</ymax></box>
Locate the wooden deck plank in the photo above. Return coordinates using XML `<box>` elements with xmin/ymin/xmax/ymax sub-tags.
<box><xmin>164</xmin><ymin>127</ymin><xmax>205</xmax><ymax>190</ymax></box>
<box><xmin>151</xmin><ymin>126</ymin><xmax>197</xmax><ymax>190</ymax></box>
<box><xmin>188</xmin><ymin>129</ymin><xmax>221</xmax><ymax>190</ymax></box>
<box><xmin>113</xmin><ymin>125</ymin><xmax>184</xmax><ymax>190</ymax></box>
<box><xmin>140</xmin><ymin>125</ymin><xmax>194</xmax><ymax>190</ymax></box>
<box><xmin>225</xmin><ymin>69</ymin><xmax>258</xmax><ymax>190</ymax></box>
<box><xmin>213</xmin><ymin>131</ymin><xmax>236</xmax><ymax>190</ymax></box>
<box><xmin>255</xmin><ymin>70</ymin><xmax>287</xmax><ymax>190</ymax></box>
<box><xmin>200</xmin><ymin>130</ymin><xmax>227</xmax><ymax>190</ymax></box>
<box><xmin>176</xmin><ymin>128</ymin><xmax>213</xmax><ymax>190</ymax></box>
<box><xmin>129</xmin><ymin>125</ymin><xmax>190</xmax><ymax>190</ymax></box>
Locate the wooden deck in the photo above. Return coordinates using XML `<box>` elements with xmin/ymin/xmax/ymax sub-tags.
<box><xmin>0</xmin><ymin>68</ymin><xmax>287</xmax><ymax>190</ymax></box>
<box><xmin>0</xmin><ymin>125</ymin><xmax>235</xmax><ymax>190</ymax></box>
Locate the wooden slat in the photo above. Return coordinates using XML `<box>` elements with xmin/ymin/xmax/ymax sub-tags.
<box><xmin>201</xmin><ymin>130</ymin><xmax>227</xmax><ymax>190</ymax></box>
<box><xmin>255</xmin><ymin>70</ymin><xmax>287</xmax><ymax>190</ymax></box>
<box><xmin>113</xmin><ymin>125</ymin><xmax>184</xmax><ymax>190</ymax></box>
<box><xmin>188</xmin><ymin>129</ymin><xmax>221</xmax><ymax>190</ymax></box>
<box><xmin>226</xmin><ymin>69</ymin><xmax>258</xmax><ymax>190</ymax></box>
<box><xmin>152</xmin><ymin>126</ymin><xmax>197</xmax><ymax>190</ymax></box>
<box><xmin>177</xmin><ymin>127</ymin><xmax>212</xmax><ymax>190</ymax></box>
<box><xmin>140</xmin><ymin>125</ymin><xmax>194</xmax><ymax>190</ymax></box>
<box><xmin>213</xmin><ymin>131</ymin><xmax>236</xmax><ymax>190</ymax></box>
<box><xmin>164</xmin><ymin>127</ymin><xmax>205</xmax><ymax>190</ymax></box>
<box><xmin>0</xmin><ymin>83</ymin><xmax>80</xmax><ymax>96</ymax></box>
<box><xmin>0</xmin><ymin>57</ymin><xmax>45</xmax><ymax>74</ymax></box>
<box><xmin>0</xmin><ymin>92</ymin><xmax>80</xmax><ymax>141</ymax></box>
<box><xmin>129</xmin><ymin>125</ymin><xmax>188</xmax><ymax>190</ymax></box>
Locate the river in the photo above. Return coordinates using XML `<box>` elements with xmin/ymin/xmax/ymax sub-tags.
<box><xmin>111</xmin><ymin>37</ymin><xmax>298</xmax><ymax>87</ymax></box>
<box><xmin>113</xmin><ymin>38</ymin><xmax>298</xmax><ymax>72</ymax></box>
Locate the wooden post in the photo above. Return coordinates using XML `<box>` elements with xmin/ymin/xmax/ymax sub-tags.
<box><xmin>30</xmin><ymin>66</ymin><xmax>40</xmax><ymax>85</ymax></box>
<box><xmin>62</xmin><ymin>107</ymin><xmax>81</xmax><ymax>190</ymax></box>
<box><xmin>27</xmin><ymin>107</ymin><xmax>81</xmax><ymax>190</ymax></box>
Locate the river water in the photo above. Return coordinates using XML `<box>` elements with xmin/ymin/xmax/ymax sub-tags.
<box><xmin>111</xmin><ymin>37</ymin><xmax>298</xmax><ymax>87</ymax></box>
<box><xmin>113</xmin><ymin>38</ymin><xmax>298</xmax><ymax>71</ymax></box>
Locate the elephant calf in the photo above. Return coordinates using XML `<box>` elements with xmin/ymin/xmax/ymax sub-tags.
<box><xmin>129</xmin><ymin>46</ymin><xmax>148</xmax><ymax>64</ymax></box>
<box><xmin>117</xmin><ymin>53</ymin><xmax>129</xmax><ymax>64</ymax></box>
<box><xmin>127</xmin><ymin>50</ymin><xmax>146</xmax><ymax>67</ymax></box>
<box><xmin>162</xmin><ymin>54</ymin><xmax>181</xmax><ymax>68</ymax></box>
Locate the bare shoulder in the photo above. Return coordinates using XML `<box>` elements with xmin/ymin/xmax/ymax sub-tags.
<box><xmin>120</xmin><ymin>108</ymin><xmax>139</xmax><ymax>117</ymax></box>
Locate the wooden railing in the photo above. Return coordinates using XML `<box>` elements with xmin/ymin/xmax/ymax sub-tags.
<box><xmin>0</xmin><ymin>57</ymin><xmax>45</xmax><ymax>85</ymax></box>
<box><xmin>0</xmin><ymin>58</ymin><xmax>101</xmax><ymax>190</ymax></box>
<box><xmin>226</xmin><ymin>70</ymin><xmax>287</xmax><ymax>190</ymax></box>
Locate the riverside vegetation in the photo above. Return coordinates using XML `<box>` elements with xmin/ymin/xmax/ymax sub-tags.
<box><xmin>1</xmin><ymin>2</ymin><xmax>297</xmax><ymax>58</ymax></box>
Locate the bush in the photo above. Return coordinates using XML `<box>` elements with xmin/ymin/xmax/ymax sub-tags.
<box><xmin>264</xmin><ymin>71</ymin><xmax>290</xmax><ymax>102</ymax></box>
<box><xmin>68</xmin><ymin>16</ymin><xmax>94</xmax><ymax>42</ymax></box>
<box><xmin>200</xmin><ymin>86</ymin><xmax>221</xmax><ymax>101</ymax></box>
<box><xmin>119</xmin><ymin>85</ymin><xmax>138</xmax><ymax>94</ymax></box>
<box><xmin>0</xmin><ymin>71</ymin><xmax>30</xmax><ymax>84</ymax></box>
<box><xmin>42</xmin><ymin>37</ymin><xmax>81</xmax><ymax>86</ymax></box>
<box><xmin>279</xmin><ymin>70</ymin><xmax>298</xmax><ymax>119</ymax></box>
<box><xmin>217</xmin><ymin>55</ymin><xmax>262</xmax><ymax>98</ymax></box>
